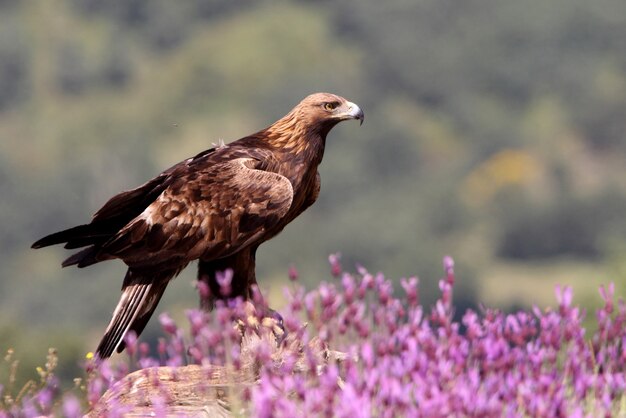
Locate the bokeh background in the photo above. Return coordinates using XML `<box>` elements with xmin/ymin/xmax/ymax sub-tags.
<box><xmin>2</xmin><ymin>0</ymin><xmax>626</xmax><ymax>384</ymax></box>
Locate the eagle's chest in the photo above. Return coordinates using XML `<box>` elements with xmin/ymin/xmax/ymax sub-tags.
<box><xmin>275</xmin><ymin>164</ymin><xmax>320</xmax><ymax>228</ymax></box>
<box><xmin>290</xmin><ymin>168</ymin><xmax>320</xmax><ymax>211</ymax></box>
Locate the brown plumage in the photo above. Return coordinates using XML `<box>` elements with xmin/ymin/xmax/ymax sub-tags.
<box><xmin>32</xmin><ymin>93</ymin><xmax>364</xmax><ymax>358</ymax></box>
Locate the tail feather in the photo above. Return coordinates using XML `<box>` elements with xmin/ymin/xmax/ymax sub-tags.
<box><xmin>61</xmin><ymin>246</ymin><xmax>100</xmax><ymax>268</ymax></box>
<box><xmin>34</xmin><ymin>222</ymin><xmax>120</xmax><ymax>268</ymax></box>
<box><xmin>32</xmin><ymin>224</ymin><xmax>104</xmax><ymax>249</ymax></box>
<box><xmin>97</xmin><ymin>284</ymin><xmax>149</xmax><ymax>358</ymax></box>
<box><xmin>95</xmin><ymin>270</ymin><xmax>171</xmax><ymax>359</ymax></box>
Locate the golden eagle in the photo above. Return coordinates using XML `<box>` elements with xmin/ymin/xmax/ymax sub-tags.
<box><xmin>32</xmin><ymin>93</ymin><xmax>364</xmax><ymax>358</ymax></box>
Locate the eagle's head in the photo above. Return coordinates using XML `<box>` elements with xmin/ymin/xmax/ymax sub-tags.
<box><xmin>294</xmin><ymin>93</ymin><xmax>364</xmax><ymax>132</ymax></box>
<box><xmin>263</xmin><ymin>92</ymin><xmax>364</xmax><ymax>156</ymax></box>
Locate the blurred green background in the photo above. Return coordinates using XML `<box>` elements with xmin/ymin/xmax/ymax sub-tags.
<box><xmin>1</xmin><ymin>0</ymin><xmax>626</xmax><ymax>385</ymax></box>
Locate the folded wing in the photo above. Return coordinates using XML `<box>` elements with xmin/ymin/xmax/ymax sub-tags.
<box><xmin>101</xmin><ymin>156</ymin><xmax>294</xmax><ymax>268</ymax></box>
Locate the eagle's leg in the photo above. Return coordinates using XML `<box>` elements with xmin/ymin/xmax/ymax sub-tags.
<box><xmin>197</xmin><ymin>247</ymin><xmax>284</xmax><ymax>337</ymax></box>
<box><xmin>197</xmin><ymin>248</ymin><xmax>257</xmax><ymax>311</ymax></box>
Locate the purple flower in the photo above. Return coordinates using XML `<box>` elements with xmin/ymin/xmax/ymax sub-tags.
<box><xmin>555</xmin><ymin>284</ymin><xmax>573</xmax><ymax>308</ymax></box>
<box><xmin>304</xmin><ymin>291</ymin><xmax>318</xmax><ymax>321</ymax></box>
<box><xmin>123</xmin><ymin>330</ymin><xmax>138</xmax><ymax>357</ymax></box>
<box><xmin>9</xmin><ymin>255</ymin><xmax>626</xmax><ymax>417</ymax></box>
<box><xmin>443</xmin><ymin>255</ymin><xmax>455</xmax><ymax>284</ymax></box>
<box><xmin>186</xmin><ymin>308</ymin><xmax>205</xmax><ymax>337</ymax></box>
<box><xmin>158</xmin><ymin>312</ymin><xmax>178</xmax><ymax>335</ymax></box>
<box><xmin>62</xmin><ymin>394</ymin><xmax>82</xmax><ymax>418</ymax></box>
<box><xmin>196</xmin><ymin>279</ymin><xmax>211</xmax><ymax>300</ymax></box>
<box><xmin>400</xmin><ymin>276</ymin><xmax>419</xmax><ymax>306</ymax></box>
<box><xmin>288</xmin><ymin>264</ymin><xmax>299</xmax><ymax>281</ymax></box>
<box><xmin>36</xmin><ymin>387</ymin><xmax>53</xmax><ymax>412</ymax></box>
<box><xmin>329</xmin><ymin>253</ymin><xmax>342</xmax><ymax>277</ymax></box>
<box><xmin>216</xmin><ymin>268</ymin><xmax>233</xmax><ymax>296</ymax></box>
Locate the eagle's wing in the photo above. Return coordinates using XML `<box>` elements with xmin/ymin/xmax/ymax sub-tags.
<box><xmin>99</xmin><ymin>156</ymin><xmax>293</xmax><ymax>268</ymax></box>
<box><xmin>31</xmin><ymin>147</ymin><xmax>217</xmax><ymax>255</ymax></box>
<box><xmin>31</xmin><ymin>173</ymin><xmax>170</xmax><ymax>251</ymax></box>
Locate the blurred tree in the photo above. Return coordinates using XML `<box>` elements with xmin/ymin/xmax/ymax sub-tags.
<box><xmin>497</xmin><ymin>191</ymin><xmax>626</xmax><ymax>260</ymax></box>
<box><xmin>56</xmin><ymin>42</ymin><xmax>88</xmax><ymax>95</ymax></box>
<box><xmin>0</xmin><ymin>22</ymin><xmax>29</xmax><ymax>111</ymax></box>
<box><xmin>1</xmin><ymin>0</ymin><xmax>626</xmax><ymax>385</ymax></box>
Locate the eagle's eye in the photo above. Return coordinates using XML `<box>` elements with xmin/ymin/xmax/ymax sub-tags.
<box><xmin>323</xmin><ymin>102</ymin><xmax>337</xmax><ymax>111</ymax></box>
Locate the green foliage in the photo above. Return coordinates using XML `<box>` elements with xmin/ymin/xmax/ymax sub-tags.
<box><xmin>498</xmin><ymin>190</ymin><xmax>626</xmax><ymax>260</ymax></box>
<box><xmin>1</xmin><ymin>0</ymin><xmax>625</xmax><ymax>384</ymax></box>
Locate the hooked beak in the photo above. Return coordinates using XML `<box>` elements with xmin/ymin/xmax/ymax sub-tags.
<box><xmin>342</xmin><ymin>101</ymin><xmax>365</xmax><ymax>125</ymax></box>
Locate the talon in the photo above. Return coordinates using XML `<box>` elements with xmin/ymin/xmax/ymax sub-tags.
<box><xmin>267</xmin><ymin>309</ymin><xmax>287</xmax><ymax>344</ymax></box>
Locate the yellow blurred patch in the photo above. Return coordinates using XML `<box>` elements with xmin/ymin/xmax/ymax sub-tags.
<box><xmin>462</xmin><ymin>149</ymin><xmax>541</xmax><ymax>207</ymax></box>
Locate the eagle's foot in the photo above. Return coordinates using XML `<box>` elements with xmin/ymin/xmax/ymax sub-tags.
<box><xmin>236</xmin><ymin>301</ymin><xmax>286</xmax><ymax>344</ymax></box>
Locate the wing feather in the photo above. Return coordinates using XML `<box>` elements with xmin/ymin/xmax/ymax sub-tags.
<box><xmin>100</xmin><ymin>157</ymin><xmax>293</xmax><ymax>267</ymax></box>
